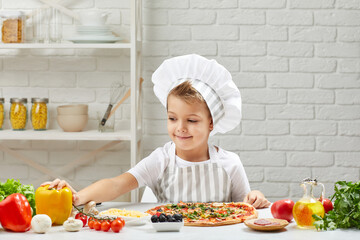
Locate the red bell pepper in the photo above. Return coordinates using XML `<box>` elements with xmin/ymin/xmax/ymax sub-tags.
<box><xmin>0</xmin><ymin>193</ymin><xmax>32</xmax><ymax>232</ymax></box>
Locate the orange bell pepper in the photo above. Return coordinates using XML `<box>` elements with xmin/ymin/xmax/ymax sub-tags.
<box><xmin>35</xmin><ymin>185</ymin><xmax>72</xmax><ymax>225</ymax></box>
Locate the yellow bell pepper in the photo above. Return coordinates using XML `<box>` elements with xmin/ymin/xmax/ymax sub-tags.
<box><xmin>35</xmin><ymin>185</ymin><xmax>73</xmax><ymax>225</ymax></box>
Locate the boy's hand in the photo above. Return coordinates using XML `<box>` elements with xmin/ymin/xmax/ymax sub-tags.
<box><xmin>243</xmin><ymin>190</ymin><xmax>271</xmax><ymax>209</ymax></box>
<box><xmin>40</xmin><ymin>179</ymin><xmax>80</xmax><ymax>206</ymax></box>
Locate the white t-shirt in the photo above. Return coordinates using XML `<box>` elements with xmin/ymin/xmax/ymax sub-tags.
<box><xmin>127</xmin><ymin>141</ymin><xmax>251</xmax><ymax>202</ymax></box>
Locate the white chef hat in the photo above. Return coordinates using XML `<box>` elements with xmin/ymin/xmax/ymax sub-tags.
<box><xmin>152</xmin><ymin>54</ymin><xmax>241</xmax><ymax>136</ymax></box>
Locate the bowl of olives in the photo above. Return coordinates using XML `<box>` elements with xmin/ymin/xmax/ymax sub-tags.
<box><xmin>151</xmin><ymin>213</ymin><xmax>184</xmax><ymax>232</ymax></box>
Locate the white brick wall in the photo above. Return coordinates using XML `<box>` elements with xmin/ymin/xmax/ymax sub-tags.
<box><xmin>0</xmin><ymin>0</ymin><xmax>359</xmax><ymax>203</ymax></box>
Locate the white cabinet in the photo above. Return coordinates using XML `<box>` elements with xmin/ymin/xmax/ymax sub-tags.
<box><xmin>0</xmin><ymin>0</ymin><xmax>143</xmax><ymax>202</ymax></box>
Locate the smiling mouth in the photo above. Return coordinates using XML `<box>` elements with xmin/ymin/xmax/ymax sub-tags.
<box><xmin>176</xmin><ymin>135</ymin><xmax>192</xmax><ymax>140</ymax></box>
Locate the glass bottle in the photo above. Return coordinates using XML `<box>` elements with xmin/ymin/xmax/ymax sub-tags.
<box><xmin>0</xmin><ymin>98</ymin><xmax>4</xmax><ymax>129</ymax></box>
<box><xmin>49</xmin><ymin>8</ymin><xmax>62</xmax><ymax>43</ymax></box>
<box><xmin>31</xmin><ymin>98</ymin><xmax>49</xmax><ymax>130</ymax></box>
<box><xmin>293</xmin><ymin>178</ymin><xmax>325</xmax><ymax>229</ymax></box>
<box><xmin>10</xmin><ymin>98</ymin><xmax>27</xmax><ymax>130</ymax></box>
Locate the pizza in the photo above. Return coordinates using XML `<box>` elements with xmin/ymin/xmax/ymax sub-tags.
<box><xmin>146</xmin><ymin>201</ymin><xmax>257</xmax><ymax>227</ymax></box>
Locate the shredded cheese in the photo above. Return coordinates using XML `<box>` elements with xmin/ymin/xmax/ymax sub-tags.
<box><xmin>99</xmin><ymin>208</ymin><xmax>148</xmax><ymax>218</ymax></box>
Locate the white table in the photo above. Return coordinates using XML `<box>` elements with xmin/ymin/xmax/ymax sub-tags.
<box><xmin>0</xmin><ymin>202</ymin><xmax>358</xmax><ymax>240</ymax></box>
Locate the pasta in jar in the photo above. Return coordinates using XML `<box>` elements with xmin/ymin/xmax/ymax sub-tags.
<box><xmin>0</xmin><ymin>98</ymin><xmax>4</xmax><ymax>129</ymax></box>
<box><xmin>10</xmin><ymin>98</ymin><xmax>27</xmax><ymax>130</ymax></box>
<box><xmin>31</xmin><ymin>98</ymin><xmax>49</xmax><ymax>130</ymax></box>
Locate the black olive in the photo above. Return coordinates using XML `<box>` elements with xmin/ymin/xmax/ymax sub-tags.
<box><xmin>151</xmin><ymin>215</ymin><xmax>159</xmax><ymax>223</ymax></box>
<box><xmin>173</xmin><ymin>214</ymin><xmax>183</xmax><ymax>221</ymax></box>
<box><xmin>210</xmin><ymin>209</ymin><xmax>214</xmax><ymax>212</ymax></box>
<box><xmin>167</xmin><ymin>216</ymin><xmax>175</xmax><ymax>222</ymax></box>
<box><xmin>159</xmin><ymin>214</ymin><xmax>167</xmax><ymax>222</ymax></box>
<box><xmin>156</xmin><ymin>209</ymin><xmax>163</xmax><ymax>212</ymax></box>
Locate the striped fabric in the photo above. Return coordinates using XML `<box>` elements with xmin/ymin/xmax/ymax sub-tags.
<box><xmin>191</xmin><ymin>79</ymin><xmax>225</xmax><ymax>126</ymax></box>
<box><xmin>153</xmin><ymin>143</ymin><xmax>232</xmax><ymax>203</ymax></box>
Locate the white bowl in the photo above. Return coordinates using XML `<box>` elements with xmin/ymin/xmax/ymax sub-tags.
<box><xmin>151</xmin><ymin>221</ymin><xmax>184</xmax><ymax>232</ymax></box>
<box><xmin>57</xmin><ymin>115</ymin><xmax>88</xmax><ymax>132</ymax></box>
<box><xmin>57</xmin><ymin>104</ymin><xmax>88</xmax><ymax>115</ymax></box>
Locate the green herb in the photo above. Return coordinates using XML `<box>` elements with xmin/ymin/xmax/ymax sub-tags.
<box><xmin>313</xmin><ymin>181</ymin><xmax>360</xmax><ymax>231</ymax></box>
<box><xmin>0</xmin><ymin>179</ymin><xmax>36</xmax><ymax>216</ymax></box>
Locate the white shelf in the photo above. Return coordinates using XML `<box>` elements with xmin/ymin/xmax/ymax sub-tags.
<box><xmin>0</xmin><ymin>43</ymin><xmax>131</xmax><ymax>49</ymax></box>
<box><xmin>0</xmin><ymin>129</ymin><xmax>132</xmax><ymax>141</ymax></box>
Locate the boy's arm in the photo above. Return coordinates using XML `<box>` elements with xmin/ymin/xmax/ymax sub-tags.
<box><xmin>43</xmin><ymin>173</ymin><xmax>139</xmax><ymax>206</ymax></box>
<box><xmin>76</xmin><ymin>173</ymin><xmax>138</xmax><ymax>205</ymax></box>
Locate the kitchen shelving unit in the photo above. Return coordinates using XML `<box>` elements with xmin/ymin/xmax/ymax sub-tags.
<box><xmin>0</xmin><ymin>0</ymin><xmax>143</xmax><ymax>202</ymax></box>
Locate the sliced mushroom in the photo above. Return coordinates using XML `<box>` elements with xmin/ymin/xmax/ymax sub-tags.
<box><xmin>83</xmin><ymin>201</ymin><xmax>99</xmax><ymax>215</ymax></box>
<box><xmin>70</xmin><ymin>207</ymin><xmax>79</xmax><ymax>218</ymax></box>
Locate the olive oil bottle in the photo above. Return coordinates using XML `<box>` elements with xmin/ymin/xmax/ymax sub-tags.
<box><xmin>293</xmin><ymin>178</ymin><xmax>325</xmax><ymax>229</ymax></box>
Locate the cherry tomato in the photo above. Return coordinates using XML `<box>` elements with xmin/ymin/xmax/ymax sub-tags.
<box><xmin>110</xmin><ymin>219</ymin><xmax>124</xmax><ymax>233</ymax></box>
<box><xmin>101</xmin><ymin>221</ymin><xmax>111</xmax><ymax>232</ymax></box>
<box><xmin>75</xmin><ymin>212</ymin><xmax>88</xmax><ymax>227</ymax></box>
<box><xmin>93</xmin><ymin>221</ymin><xmax>102</xmax><ymax>231</ymax></box>
<box><xmin>117</xmin><ymin>217</ymin><xmax>125</xmax><ymax>227</ymax></box>
<box><xmin>88</xmin><ymin>220</ymin><xmax>94</xmax><ymax>229</ymax></box>
<box><xmin>318</xmin><ymin>198</ymin><xmax>334</xmax><ymax>213</ymax></box>
<box><xmin>271</xmin><ymin>199</ymin><xmax>295</xmax><ymax>222</ymax></box>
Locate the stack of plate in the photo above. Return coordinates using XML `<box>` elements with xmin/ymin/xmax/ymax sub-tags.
<box><xmin>66</xmin><ymin>25</ymin><xmax>121</xmax><ymax>43</ymax></box>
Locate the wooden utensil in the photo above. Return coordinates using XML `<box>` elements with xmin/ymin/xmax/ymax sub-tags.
<box><xmin>244</xmin><ymin>218</ymin><xmax>289</xmax><ymax>232</ymax></box>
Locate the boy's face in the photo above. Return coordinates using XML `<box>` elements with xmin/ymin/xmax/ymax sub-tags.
<box><xmin>167</xmin><ymin>95</ymin><xmax>213</xmax><ymax>153</ymax></box>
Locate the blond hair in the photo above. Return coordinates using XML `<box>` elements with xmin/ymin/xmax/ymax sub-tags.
<box><xmin>168</xmin><ymin>81</ymin><xmax>204</xmax><ymax>104</ymax></box>
<box><xmin>167</xmin><ymin>81</ymin><xmax>211</xmax><ymax>117</ymax></box>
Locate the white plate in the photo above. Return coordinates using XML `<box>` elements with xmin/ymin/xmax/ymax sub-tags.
<box><xmin>151</xmin><ymin>221</ymin><xmax>184</xmax><ymax>232</ymax></box>
<box><xmin>98</xmin><ymin>214</ymin><xmax>151</xmax><ymax>226</ymax></box>
<box><xmin>76</xmin><ymin>25</ymin><xmax>110</xmax><ymax>31</ymax></box>
<box><xmin>65</xmin><ymin>35</ymin><xmax>122</xmax><ymax>43</ymax></box>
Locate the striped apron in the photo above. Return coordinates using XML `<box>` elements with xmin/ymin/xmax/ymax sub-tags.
<box><xmin>153</xmin><ymin>143</ymin><xmax>232</xmax><ymax>203</ymax></box>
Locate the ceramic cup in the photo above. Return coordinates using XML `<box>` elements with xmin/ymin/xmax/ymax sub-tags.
<box><xmin>78</xmin><ymin>10</ymin><xmax>109</xmax><ymax>26</ymax></box>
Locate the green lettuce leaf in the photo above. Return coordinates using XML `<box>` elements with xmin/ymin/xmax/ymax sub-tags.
<box><xmin>0</xmin><ymin>179</ymin><xmax>36</xmax><ymax>215</ymax></box>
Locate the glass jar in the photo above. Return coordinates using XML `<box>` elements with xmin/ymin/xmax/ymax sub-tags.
<box><xmin>0</xmin><ymin>11</ymin><xmax>26</xmax><ymax>43</ymax></box>
<box><xmin>0</xmin><ymin>98</ymin><xmax>4</xmax><ymax>130</ymax></box>
<box><xmin>293</xmin><ymin>178</ymin><xmax>325</xmax><ymax>229</ymax></box>
<box><xmin>31</xmin><ymin>98</ymin><xmax>49</xmax><ymax>130</ymax></box>
<box><xmin>10</xmin><ymin>98</ymin><xmax>27</xmax><ymax>130</ymax></box>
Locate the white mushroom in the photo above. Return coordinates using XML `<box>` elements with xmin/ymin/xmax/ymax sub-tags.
<box><xmin>63</xmin><ymin>217</ymin><xmax>83</xmax><ymax>232</ymax></box>
<box><xmin>70</xmin><ymin>207</ymin><xmax>79</xmax><ymax>218</ymax></box>
<box><xmin>31</xmin><ymin>214</ymin><xmax>52</xmax><ymax>234</ymax></box>
<box><xmin>84</xmin><ymin>201</ymin><xmax>99</xmax><ymax>215</ymax></box>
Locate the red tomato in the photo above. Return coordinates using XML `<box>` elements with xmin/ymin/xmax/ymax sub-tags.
<box><xmin>271</xmin><ymin>199</ymin><xmax>295</xmax><ymax>222</ymax></box>
<box><xmin>88</xmin><ymin>220</ymin><xmax>94</xmax><ymax>229</ymax></box>
<box><xmin>117</xmin><ymin>217</ymin><xmax>125</xmax><ymax>227</ymax></box>
<box><xmin>110</xmin><ymin>219</ymin><xmax>124</xmax><ymax>233</ymax></box>
<box><xmin>101</xmin><ymin>221</ymin><xmax>111</xmax><ymax>232</ymax></box>
<box><xmin>319</xmin><ymin>198</ymin><xmax>334</xmax><ymax>213</ymax></box>
<box><xmin>75</xmin><ymin>213</ymin><xmax>88</xmax><ymax>227</ymax></box>
<box><xmin>93</xmin><ymin>221</ymin><xmax>102</xmax><ymax>231</ymax></box>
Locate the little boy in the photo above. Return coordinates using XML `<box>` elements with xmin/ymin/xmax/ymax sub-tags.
<box><xmin>44</xmin><ymin>54</ymin><xmax>270</xmax><ymax>208</ymax></box>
